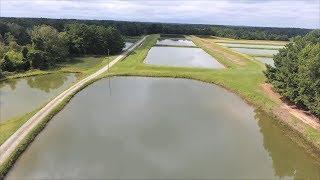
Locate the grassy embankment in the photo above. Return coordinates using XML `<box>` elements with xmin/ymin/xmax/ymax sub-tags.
<box><xmin>105</xmin><ymin>34</ymin><xmax>320</xmax><ymax>157</ymax></box>
<box><xmin>209</xmin><ymin>36</ymin><xmax>288</xmax><ymax>45</ymax></box>
<box><xmin>0</xmin><ymin>55</ymin><xmax>117</xmax><ymax>82</ymax></box>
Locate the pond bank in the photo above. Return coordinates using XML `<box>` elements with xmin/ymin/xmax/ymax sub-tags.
<box><xmin>0</xmin><ymin>36</ymin><xmax>147</xmax><ymax>178</ymax></box>
<box><xmin>6</xmin><ymin>77</ymin><xmax>320</xmax><ymax>179</ymax></box>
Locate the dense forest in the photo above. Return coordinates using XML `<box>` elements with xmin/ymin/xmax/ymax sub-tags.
<box><xmin>265</xmin><ymin>30</ymin><xmax>320</xmax><ymax>118</ymax></box>
<box><xmin>0</xmin><ymin>21</ymin><xmax>124</xmax><ymax>74</ymax></box>
<box><xmin>1</xmin><ymin>17</ymin><xmax>311</xmax><ymax>40</ymax></box>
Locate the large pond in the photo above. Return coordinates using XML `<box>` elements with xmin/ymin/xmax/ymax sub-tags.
<box><xmin>0</xmin><ymin>73</ymin><xmax>77</xmax><ymax>122</ymax></box>
<box><xmin>255</xmin><ymin>57</ymin><xmax>275</xmax><ymax>67</ymax></box>
<box><xmin>231</xmin><ymin>47</ymin><xmax>279</xmax><ymax>57</ymax></box>
<box><xmin>156</xmin><ymin>39</ymin><xmax>196</xmax><ymax>47</ymax></box>
<box><xmin>145</xmin><ymin>47</ymin><xmax>224</xmax><ymax>69</ymax></box>
<box><xmin>6</xmin><ymin>77</ymin><xmax>320</xmax><ymax>179</ymax></box>
<box><xmin>218</xmin><ymin>43</ymin><xmax>284</xmax><ymax>49</ymax></box>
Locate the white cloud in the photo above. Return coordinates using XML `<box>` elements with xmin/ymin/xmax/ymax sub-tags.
<box><xmin>1</xmin><ymin>0</ymin><xmax>319</xmax><ymax>28</ymax></box>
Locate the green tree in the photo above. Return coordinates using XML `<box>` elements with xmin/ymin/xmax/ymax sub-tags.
<box><xmin>1</xmin><ymin>54</ymin><xmax>15</xmax><ymax>72</ymax></box>
<box><xmin>265</xmin><ymin>30</ymin><xmax>320</xmax><ymax>117</ymax></box>
<box><xmin>0</xmin><ymin>42</ymin><xmax>8</xmax><ymax>59</ymax></box>
<box><xmin>27</xmin><ymin>50</ymin><xmax>50</xmax><ymax>70</ymax></box>
<box><xmin>4</xmin><ymin>32</ymin><xmax>16</xmax><ymax>44</ymax></box>
<box><xmin>30</xmin><ymin>25</ymin><xmax>69</xmax><ymax>62</ymax></box>
<box><xmin>21</xmin><ymin>46</ymin><xmax>29</xmax><ymax>59</ymax></box>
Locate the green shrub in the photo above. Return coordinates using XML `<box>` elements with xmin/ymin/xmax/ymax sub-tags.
<box><xmin>1</xmin><ymin>55</ymin><xmax>15</xmax><ymax>72</ymax></box>
<box><xmin>265</xmin><ymin>30</ymin><xmax>320</xmax><ymax>117</ymax></box>
<box><xmin>27</xmin><ymin>50</ymin><xmax>50</xmax><ymax>70</ymax></box>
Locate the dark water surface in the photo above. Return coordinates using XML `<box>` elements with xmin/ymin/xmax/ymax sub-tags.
<box><xmin>0</xmin><ymin>73</ymin><xmax>77</xmax><ymax>122</ymax></box>
<box><xmin>6</xmin><ymin>77</ymin><xmax>320</xmax><ymax>179</ymax></box>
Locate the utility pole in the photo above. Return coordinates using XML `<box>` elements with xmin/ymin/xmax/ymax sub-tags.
<box><xmin>107</xmin><ymin>48</ymin><xmax>110</xmax><ymax>72</ymax></box>
<box><xmin>107</xmin><ymin>48</ymin><xmax>111</xmax><ymax>96</ymax></box>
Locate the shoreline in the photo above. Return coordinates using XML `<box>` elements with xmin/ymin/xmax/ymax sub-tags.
<box><xmin>0</xmin><ymin>36</ymin><xmax>147</xmax><ymax>178</ymax></box>
<box><xmin>1</xmin><ymin>34</ymin><xmax>319</xmax><ymax>177</ymax></box>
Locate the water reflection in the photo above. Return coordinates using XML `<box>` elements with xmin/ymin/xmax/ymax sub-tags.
<box><xmin>156</xmin><ymin>39</ymin><xmax>196</xmax><ymax>47</ymax></box>
<box><xmin>6</xmin><ymin>77</ymin><xmax>320</xmax><ymax>179</ymax></box>
<box><xmin>0</xmin><ymin>73</ymin><xmax>77</xmax><ymax>122</ymax></box>
<box><xmin>255</xmin><ymin>110</ymin><xmax>320</xmax><ymax>179</ymax></box>
<box><xmin>145</xmin><ymin>47</ymin><xmax>224</xmax><ymax>68</ymax></box>
<box><xmin>26</xmin><ymin>74</ymin><xmax>69</xmax><ymax>93</ymax></box>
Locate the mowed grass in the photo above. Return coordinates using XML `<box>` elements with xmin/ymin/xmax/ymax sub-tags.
<box><xmin>107</xmin><ymin>34</ymin><xmax>320</xmax><ymax>153</ymax></box>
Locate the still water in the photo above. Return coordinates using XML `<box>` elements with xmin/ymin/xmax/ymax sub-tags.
<box><xmin>123</xmin><ymin>42</ymin><xmax>134</xmax><ymax>51</ymax></box>
<box><xmin>231</xmin><ymin>47</ymin><xmax>279</xmax><ymax>57</ymax></box>
<box><xmin>255</xmin><ymin>57</ymin><xmax>275</xmax><ymax>67</ymax></box>
<box><xmin>6</xmin><ymin>77</ymin><xmax>320</xmax><ymax>179</ymax></box>
<box><xmin>156</xmin><ymin>39</ymin><xmax>196</xmax><ymax>47</ymax></box>
<box><xmin>145</xmin><ymin>47</ymin><xmax>224</xmax><ymax>69</ymax></box>
<box><xmin>218</xmin><ymin>43</ymin><xmax>284</xmax><ymax>49</ymax></box>
<box><xmin>0</xmin><ymin>73</ymin><xmax>77</xmax><ymax>122</ymax></box>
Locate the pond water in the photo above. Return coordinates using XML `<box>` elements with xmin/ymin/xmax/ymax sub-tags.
<box><xmin>156</xmin><ymin>39</ymin><xmax>196</xmax><ymax>47</ymax></box>
<box><xmin>0</xmin><ymin>73</ymin><xmax>77</xmax><ymax>122</ymax></box>
<box><xmin>255</xmin><ymin>57</ymin><xmax>275</xmax><ymax>67</ymax></box>
<box><xmin>145</xmin><ymin>47</ymin><xmax>224</xmax><ymax>69</ymax></box>
<box><xmin>218</xmin><ymin>43</ymin><xmax>284</xmax><ymax>49</ymax></box>
<box><xmin>6</xmin><ymin>77</ymin><xmax>320</xmax><ymax>179</ymax></box>
<box><xmin>123</xmin><ymin>42</ymin><xmax>134</xmax><ymax>51</ymax></box>
<box><xmin>230</xmin><ymin>47</ymin><xmax>279</xmax><ymax>57</ymax></box>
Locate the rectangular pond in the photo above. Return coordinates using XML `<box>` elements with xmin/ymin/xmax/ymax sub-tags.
<box><xmin>156</xmin><ymin>38</ymin><xmax>196</xmax><ymax>47</ymax></box>
<box><xmin>255</xmin><ymin>57</ymin><xmax>275</xmax><ymax>67</ymax></box>
<box><xmin>218</xmin><ymin>43</ymin><xmax>284</xmax><ymax>50</ymax></box>
<box><xmin>230</xmin><ymin>47</ymin><xmax>279</xmax><ymax>57</ymax></box>
<box><xmin>145</xmin><ymin>47</ymin><xmax>224</xmax><ymax>69</ymax></box>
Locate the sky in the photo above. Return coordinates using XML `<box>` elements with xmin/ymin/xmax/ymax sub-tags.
<box><xmin>0</xmin><ymin>0</ymin><xmax>319</xmax><ymax>29</ymax></box>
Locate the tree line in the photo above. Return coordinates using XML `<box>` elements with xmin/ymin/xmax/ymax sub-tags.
<box><xmin>265</xmin><ymin>30</ymin><xmax>320</xmax><ymax>118</ymax></box>
<box><xmin>0</xmin><ymin>22</ymin><xmax>124</xmax><ymax>75</ymax></box>
<box><xmin>1</xmin><ymin>17</ymin><xmax>311</xmax><ymax>41</ymax></box>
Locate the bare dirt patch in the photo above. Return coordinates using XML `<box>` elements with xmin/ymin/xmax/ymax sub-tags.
<box><xmin>191</xmin><ymin>36</ymin><xmax>247</xmax><ymax>66</ymax></box>
<box><xmin>262</xmin><ymin>83</ymin><xmax>320</xmax><ymax>130</ymax></box>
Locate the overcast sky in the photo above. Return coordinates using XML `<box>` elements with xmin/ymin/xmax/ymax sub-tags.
<box><xmin>1</xmin><ymin>0</ymin><xmax>319</xmax><ymax>29</ymax></box>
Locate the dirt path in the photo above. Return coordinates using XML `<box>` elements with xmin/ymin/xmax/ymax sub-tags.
<box><xmin>262</xmin><ymin>83</ymin><xmax>320</xmax><ymax>130</ymax></box>
<box><xmin>0</xmin><ymin>36</ymin><xmax>147</xmax><ymax>167</ymax></box>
